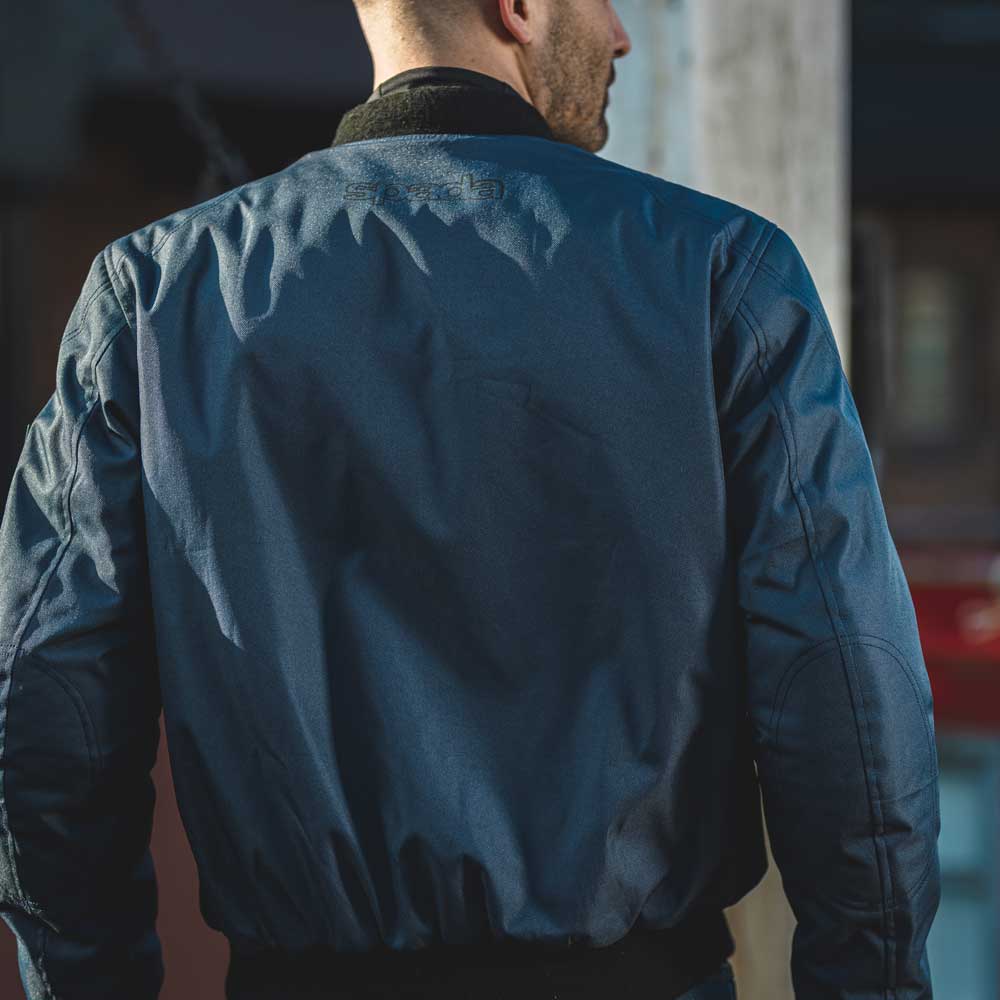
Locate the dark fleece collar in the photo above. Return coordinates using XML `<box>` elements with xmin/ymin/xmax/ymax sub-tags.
<box><xmin>330</xmin><ymin>65</ymin><xmax>555</xmax><ymax>147</ymax></box>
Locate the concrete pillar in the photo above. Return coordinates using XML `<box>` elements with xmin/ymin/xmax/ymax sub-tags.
<box><xmin>604</xmin><ymin>0</ymin><xmax>851</xmax><ymax>370</ymax></box>
<box><xmin>602</xmin><ymin>3</ymin><xmax>850</xmax><ymax>999</ymax></box>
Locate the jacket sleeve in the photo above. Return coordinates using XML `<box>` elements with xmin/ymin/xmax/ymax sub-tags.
<box><xmin>713</xmin><ymin>224</ymin><xmax>941</xmax><ymax>998</ymax></box>
<box><xmin>0</xmin><ymin>246</ymin><xmax>164</xmax><ymax>999</ymax></box>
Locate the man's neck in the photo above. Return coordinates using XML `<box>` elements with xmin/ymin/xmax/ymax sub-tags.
<box><xmin>367</xmin><ymin>65</ymin><xmax>529</xmax><ymax>104</ymax></box>
<box><xmin>331</xmin><ymin>63</ymin><xmax>555</xmax><ymax>147</ymax></box>
<box><xmin>368</xmin><ymin>55</ymin><xmax>534</xmax><ymax>107</ymax></box>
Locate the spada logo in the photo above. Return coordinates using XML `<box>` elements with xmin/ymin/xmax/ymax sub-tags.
<box><xmin>344</xmin><ymin>172</ymin><xmax>505</xmax><ymax>205</ymax></box>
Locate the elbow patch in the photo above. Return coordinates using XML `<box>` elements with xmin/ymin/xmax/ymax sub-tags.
<box><xmin>1</xmin><ymin>647</ymin><xmax>160</xmax><ymax>931</ymax></box>
<box><xmin>2</xmin><ymin>653</ymin><xmax>96</xmax><ymax>923</ymax></box>
<box><xmin>760</xmin><ymin>634</ymin><xmax>939</xmax><ymax>909</ymax></box>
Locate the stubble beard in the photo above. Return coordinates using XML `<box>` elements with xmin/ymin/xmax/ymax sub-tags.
<box><xmin>536</xmin><ymin>12</ymin><xmax>611</xmax><ymax>152</ymax></box>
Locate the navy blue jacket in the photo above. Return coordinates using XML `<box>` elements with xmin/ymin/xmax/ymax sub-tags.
<box><xmin>0</xmin><ymin>68</ymin><xmax>940</xmax><ymax>998</ymax></box>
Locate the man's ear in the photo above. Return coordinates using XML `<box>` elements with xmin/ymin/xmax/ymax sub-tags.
<box><xmin>497</xmin><ymin>0</ymin><xmax>539</xmax><ymax>45</ymax></box>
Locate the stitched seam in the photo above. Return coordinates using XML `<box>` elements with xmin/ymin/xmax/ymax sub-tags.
<box><xmin>711</xmin><ymin>223</ymin><xmax>778</xmax><ymax>525</ymax></box>
<box><xmin>868</xmin><ymin>635</ymin><xmax>942</xmax><ymax>902</ymax></box>
<box><xmin>148</xmin><ymin>198</ymin><xmax>232</xmax><ymax>259</ymax></box>
<box><xmin>58</xmin><ymin>277</ymin><xmax>113</xmax><ymax>347</ymax></box>
<box><xmin>876</xmin><ymin>773</ymin><xmax>939</xmax><ymax>805</ymax></box>
<box><xmin>0</xmin><ymin>642</ymin><xmax>25</xmax><ymax>908</ymax></box>
<box><xmin>848</xmin><ymin>632</ymin><xmax>919</xmax><ymax>675</ymax></box>
<box><xmin>51</xmin><ymin>321</ymin><xmax>129</xmax><ymax>560</ymax></box>
<box><xmin>120</xmin><ymin>159</ymin><xmax>312</xmax><ymax>270</ymax></box>
<box><xmin>727</xmin><ymin>243</ymin><xmax>843</xmax><ymax>363</ymax></box>
<box><xmin>3</xmin><ymin>652</ymin><xmax>99</xmax><ymax>1000</ymax></box>
<box><xmin>727</xmin><ymin>243</ymin><xmax>824</xmax><ymax>314</ymax></box>
<box><xmin>710</xmin><ymin>223</ymin><xmax>778</xmax><ymax>350</ymax></box>
<box><xmin>899</xmin><ymin>832</ymin><xmax>939</xmax><ymax>904</ymax></box>
<box><xmin>788</xmin><ymin>813</ymin><xmax>939</xmax><ymax>915</ymax></box>
<box><xmin>736</xmin><ymin>297</ymin><xmax>896</xmax><ymax>996</ymax></box>
<box><xmin>0</xmin><ymin>649</ymin><xmax>46</xmax><ymax>919</ymax></box>
<box><xmin>857</xmin><ymin>640</ymin><xmax>936</xmax><ymax>772</ymax></box>
<box><xmin>102</xmin><ymin>247</ymin><xmax>135</xmax><ymax>335</ymax></box>
<box><xmin>111</xmin><ymin>196</ymin><xmax>231</xmax><ymax>277</ymax></box>
<box><xmin>115</xmin><ymin>156</ymin><xmax>330</xmax><ymax>268</ymax></box>
<box><xmin>745</xmin><ymin>292</ymin><xmax>897</xmax><ymax>991</ymax></box>
<box><xmin>713</xmin><ymin>224</ymin><xmax>776</xmax><ymax>348</ymax></box>
<box><xmin>22</xmin><ymin>655</ymin><xmax>99</xmax><ymax>791</ymax></box>
<box><xmin>771</xmin><ymin>634</ymin><xmax>941</xmax><ymax>899</ymax></box>
<box><xmin>767</xmin><ymin>635</ymin><xmax>842</xmax><ymax>743</ymax></box>
<box><xmin>0</xmin><ymin>317</ymin><xmax>128</xmax><ymax>850</ymax></box>
<box><xmin>755</xmin><ymin>260</ymin><xmax>842</xmax><ymax>362</ymax></box>
<box><xmin>722</xmin><ymin>347</ymin><xmax>760</xmax><ymax>411</ymax></box>
<box><xmin>771</xmin><ymin>637</ymin><xmax>936</xmax><ymax>769</ymax></box>
<box><xmin>0</xmin><ymin>393</ymin><xmax>100</xmax><ymax>905</ymax></box>
<box><xmin>778</xmin><ymin>875</ymin><xmax>888</xmax><ymax>916</ymax></box>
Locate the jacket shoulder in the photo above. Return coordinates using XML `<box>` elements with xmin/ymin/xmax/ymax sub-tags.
<box><xmin>618</xmin><ymin>163</ymin><xmax>772</xmax><ymax>245</ymax></box>
<box><xmin>105</xmin><ymin>151</ymin><xmax>325</xmax><ymax>271</ymax></box>
<box><xmin>591</xmin><ymin>158</ymin><xmax>779</xmax><ymax>337</ymax></box>
<box><xmin>101</xmin><ymin>151</ymin><xmax>328</xmax><ymax>323</ymax></box>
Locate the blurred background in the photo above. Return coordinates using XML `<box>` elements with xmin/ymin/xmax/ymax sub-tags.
<box><xmin>1</xmin><ymin>0</ymin><xmax>998</xmax><ymax>997</ymax></box>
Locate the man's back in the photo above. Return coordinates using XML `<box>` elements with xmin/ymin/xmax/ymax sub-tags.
<box><xmin>0</xmin><ymin>91</ymin><xmax>940</xmax><ymax>999</ymax></box>
<box><xmin>130</xmin><ymin>132</ymin><xmax>772</xmax><ymax>943</ymax></box>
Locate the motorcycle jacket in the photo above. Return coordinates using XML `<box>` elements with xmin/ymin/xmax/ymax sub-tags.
<box><xmin>0</xmin><ymin>66</ymin><xmax>941</xmax><ymax>999</ymax></box>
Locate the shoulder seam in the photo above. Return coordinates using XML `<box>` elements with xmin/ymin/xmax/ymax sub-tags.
<box><xmin>6</xmin><ymin>318</ymin><xmax>128</xmax><ymax>654</ymax></box>
<box><xmin>713</xmin><ymin>221</ymin><xmax>777</xmax><ymax>347</ymax></box>
<box><xmin>110</xmin><ymin>154</ymin><xmax>314</xmax><ymax>267</ymax></box>
<box><xmin>102</xmin><ymin>246</ymin><xmax>136</xmax><ymax>334</ymax></box>
<box><xmin>628</xmin><ymin>176</ymin><xmax>779</xmax><ymax>349</ymax></box>
<box><xmin>631</xmin><ymin>174</ymin><xmax>765</xmax><ymax>260</ymax></box>
<box><xmin>727</xmin><ymin>239</ymin><xmax>842</xmax><ymax>363</ymax></box>
<box><xmin>59</xmin><ymin>274</ymin><xmax>114</xmax><ymax>347</ymax></box>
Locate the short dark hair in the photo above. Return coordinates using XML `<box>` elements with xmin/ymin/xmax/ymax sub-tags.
<box><xmin>352</xmin><ymin>0</ymin><xmax>489</xmax><ymax>35</ymax></box>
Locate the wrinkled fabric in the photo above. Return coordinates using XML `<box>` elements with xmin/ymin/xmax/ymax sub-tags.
<box><xmin>0</xmin><ymin>123</ymin><xmax>939</xmax><ymax>999</ymax></box>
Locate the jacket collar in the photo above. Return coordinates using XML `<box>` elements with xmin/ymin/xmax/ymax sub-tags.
<box><xmin>330</xmin><ymin>65</ymin><xmax>555</xmax><ymax>147</ymax></box>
